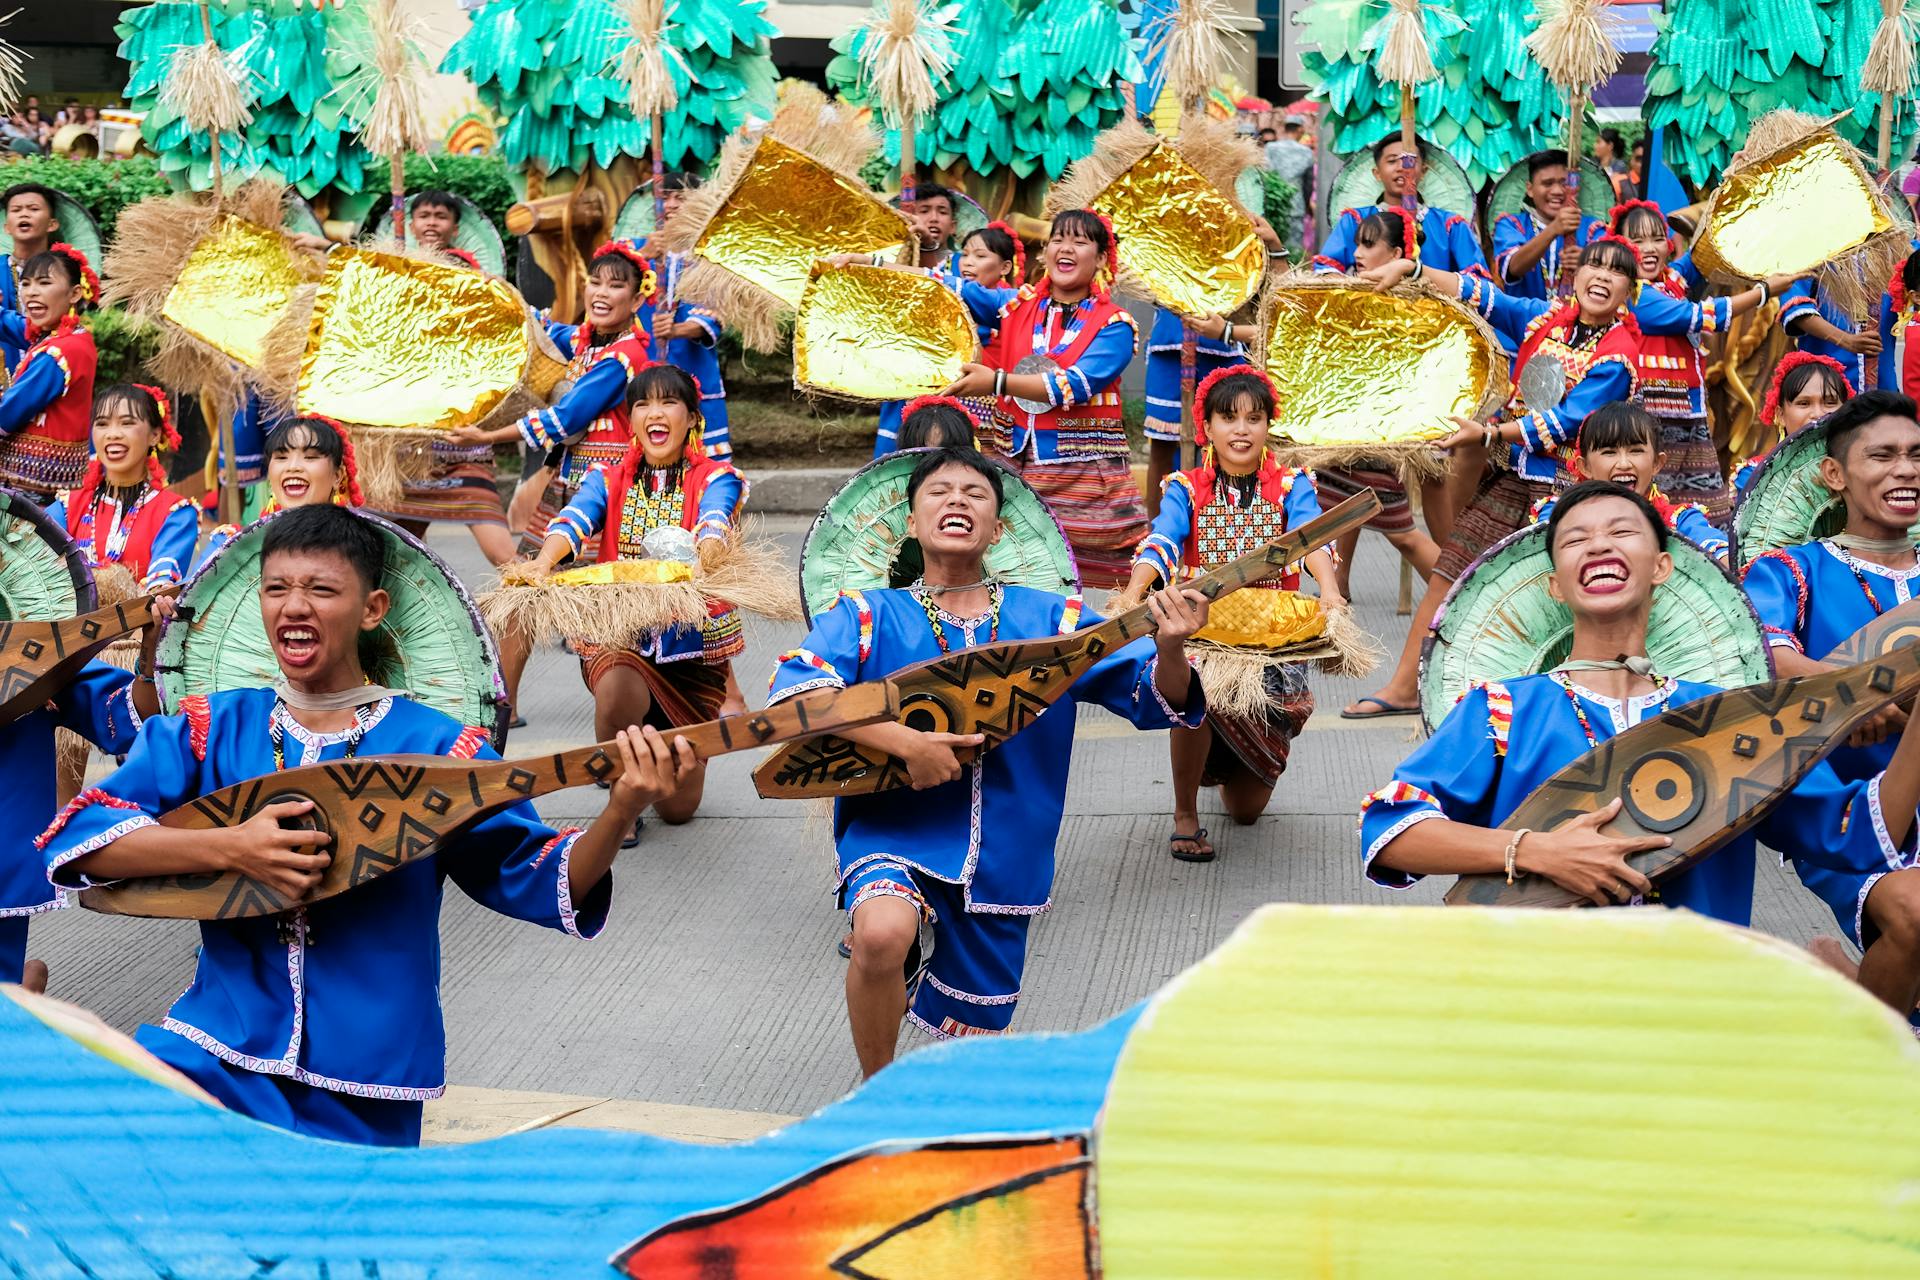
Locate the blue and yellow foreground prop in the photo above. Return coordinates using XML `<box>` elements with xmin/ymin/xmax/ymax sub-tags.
<box><xmin>6</xmin><ymin>906</ymin><xmax>1919</xmax><ymax>1276</ymax></box>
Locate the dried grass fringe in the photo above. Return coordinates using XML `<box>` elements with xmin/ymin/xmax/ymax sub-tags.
<box><xmin>1376</xmin><ymin>0</ymin><xmax>1439</xmax><ymax>86</ymax></box>
<box><xmin>1189</xmin><ymin>608</ymin><xmax>1383</xmax><ymax>717</ymax></box>
<box><xmin>91</xmin><ymin>564</ymin><xmax>140</xmax><ymax>607</ymax></box>
<box><xmin>1700</xmin><ymin>110</ymin><xmax>1909</xmax><ymax>322</ymax></box>
<box><xmin>1267</xmin><ymin>441</ymin><xmax>1452</xmax><ymax>485</ymax></box>
<box><xmin>352</xmin><ymin>430</ymin><xmax>440</xmax><ymax>510</ymax></box>
<box><xmin>478</xmin><ymin>525</ymin><xmax>802</xmax><ymax>648</ymax></box>
<box><xmin>657</xmin><ymin>83</ymin><xmax>896</xmax><ymax>352</ymax></box>
<box><xmin>1523</xmin><ymin>0</ymin><xmax>1625</xmax><ymax>92</ymax></box>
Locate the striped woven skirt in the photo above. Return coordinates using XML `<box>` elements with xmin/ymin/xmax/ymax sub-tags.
<box><xmin>1004</xmin><ymin>453</ymin><xmax>1148</xmax><ymax>590</ymax></box>
<box><xmin>1642</xmin><ymin>384</ymin><xmax>1731</xmax><ymax>525</ymax></box>
<box><xmin>1204</xmin><ymin>661</ymin><xmax>1314</xmax><ymax>789</ymax></box>
<box><xmin>1435</xmin><ymin>469</ymin><xmax>1553</xmax><ymax>582</ymax></box>
<box><xmin>576</xmin><ymin>648</ymin><xmax>732</xmax><ymax>729</ymax></box>
<box><xmin>367</xmin><ymin>441</ymin><xmax>507</xmax><ymax>526</ymax></box>
<box><xmin>1313</xmin><ymin>464</ymin><xmax>1415</xmax><ymax>535</ymax></box>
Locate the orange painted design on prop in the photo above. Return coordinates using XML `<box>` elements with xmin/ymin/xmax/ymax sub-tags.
<box><xmin>612</xmin><ymin>1136</ymin><xmax>1090</xmax><ymax>1279</ymax></box>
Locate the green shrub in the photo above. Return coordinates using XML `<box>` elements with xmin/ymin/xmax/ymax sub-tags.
<box><xmin>0</xmin><ymin>156</ymin><xmax>171</xmax><ymax>242</ymax></box>
<box><xmin>87</xmin><ymin>304</ymin><xmax>163</xmax><ymax>386</ymax></box>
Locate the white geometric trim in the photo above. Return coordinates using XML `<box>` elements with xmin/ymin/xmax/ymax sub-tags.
<box><xmin>45</xmin><ymin>813</ymin><xmax>157</xmax><ymax>888</ymax></box>
<box><xmin>1362</xmin><ymin>809</ymin><xmax>1442</xmax><ymax>887</ymax></box>
<box><xmin>157</xmin><ymin>1017</ymin><xmax>446</xmax><ymax>1102</ymax></box>
<box><xmin>924</xmin><ymin>971</ymin><xmax>1020</xmax><ymax>1005</ymax></box>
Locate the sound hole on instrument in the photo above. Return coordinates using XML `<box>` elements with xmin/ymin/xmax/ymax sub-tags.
<box><xmin>259</xmin><ymin>790</ymin><xmax>333</xmax><ymax>841</ymax></box>
<box><xmin>899</xmin><ymin>693</ymin><xmax>956</xmax><ymax>735</ymax></box>
<box><xmin>1619</xmin><ymin>751</ymin><xmax>1705</xmax><ymax>833</ymax></box>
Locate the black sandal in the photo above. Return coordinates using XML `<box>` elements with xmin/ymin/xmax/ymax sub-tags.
<box><xmin>1170</xmin><ymin>827</ymin><xmax>1214</xmax><ymax>863</ymax></box>
<box><xmin>620</xmin><ymin>815</ymin><xmax>646</xmax><ymax>850</ymax></box>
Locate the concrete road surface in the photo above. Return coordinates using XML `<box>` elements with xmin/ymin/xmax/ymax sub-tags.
<box><xmin>29</xmin><ymin>515</ymin><xmax>1843</xmax><ymax>1137</ymax></box>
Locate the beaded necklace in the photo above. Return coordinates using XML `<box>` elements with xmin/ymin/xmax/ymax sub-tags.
<box><xmin>1832</xmin><ymin>544</ymin><xmax>1920</xmax><ymax>616</ymax></box>
<box><xmin>74</xmin><ymin>480</ymin><xmax>151</xmax><ymax>566</ymax></box>
<box><xmin>912</xmin><ymin>580</ymin><xmax>1002</xmax><ymax>653</ymax></box>
<box><xmin>270</xmin><ymin>698</ymin><xmax>377</xmax><ymax>772</ymax></box>
<box><xmin>1549</xmin><ymin>671</ymin><xmax>1669</xmax><ymax>746</ymax></box>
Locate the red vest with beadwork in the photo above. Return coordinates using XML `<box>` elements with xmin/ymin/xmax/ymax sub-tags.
<box><xmin>1633</xmin><ymin>271</ymin><xmax>1706</xmax><ymax>392</ymax></box>
<box><xmin>3</xmin><ymin>316</ymin><xmax>94</xmax><ymax>494</ymax></box>
<box><xmin>557</xmin><ymin>325</ymin><xmax>653</xmax><ymax>485</ymax></box>
<box><xmin>63</xmin><ymin>482</ymin><xmax>192</xmax><ymax>581</ymax></box>
<box><xmin>1506</xmin><ymin>307</ymin><xmax>1641</xmax><ymax>421</ymax></box>
<box><xmin>596</xmin><ymin>451</ymin><xmax>741</xmax><ymax>564</ymax></box>
<box><xmin>986</xmin><ymin>286</ymin><xmax>1130</xmax><ymax>459</ymax></box>
<box><xmin>1179</xmin><ymin>454</ymin><xmax>1308</xmax><ymax>590</ymax></box>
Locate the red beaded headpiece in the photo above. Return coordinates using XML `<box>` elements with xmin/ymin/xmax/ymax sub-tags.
<box><xmin>1193</xmin><ymin>364</ymin><xmax>1279</xmax><ymax>420</ymax></box>
<box><xmin>46</xmin><ymin>242</ymin><xmax>100</xmax><ymax>307</ymax></box>
<box><xmin>982</xmin><ymin>220</ymin><xmax>1027</xmax><ymax>284</ymax></box>
<box><xmin>1760</xmin><ymin>352</ymin><xmax>1855</xmax><ymax>427</ymax></box>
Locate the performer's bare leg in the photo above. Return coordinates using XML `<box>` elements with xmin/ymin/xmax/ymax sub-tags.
<box><xmin>1146</xmin><ymin>439</ymin><xmax>1179</xmax><ymax>519</ymax></box>
<box><xmin>1342</xmin><ymin>570</ymin><xmax>1447</xmax><ymax>715</ymax></box>
<box><xmin>21</xmin><ymin>959</ymin><xmax>46</xmax><ymax>995</ymax></box>
<box><xmin>1421</xmin><ymin>473</ymin><xmax>1458</xmax><ymax>547</ymax></box>
<box><xmin>1807</xmin><ymin>935</ymin><xmax>1860</xmax><ymax>980</ymax></box>
<box><xmin>847</xmin><ymin>895</ymin><xmax>918</xmax><ymax>1078</ymax></box>
<box><xmin>1386</xmin><ymin>526</ymin><xmax>1441</xmax><ymax>579</ymax></box>
<box><xmin>1858</xmin><ymin>869</ymin><xmax>1920</xmax><ymax>1014</ymax></box>
<box><xmin>1219</xmin><ymin>772</ymin><xmax>1275</xmax><ymax>826</ymax></box>
<box><xmin>1442</xmin><ymin>446</ymin><xmax>1485</xmax><ymax>534</ymax></box>
<box><xmin>469</xmin><ymin>522</ymin><xmax>518</xmax><ymax>568</ymax></box>
<box><xmin>498</xmin><ymin>624</ymin><xmax>532</xmax><ymax>721</ymax></box>
<box><xmin>1168</xmin><ymin>724</ymin><xmax>1214</xmax><ymax>860</ymax></box>
<box><xmin>594</xmin><ymin>665</ymin><xmax>705</xmax><ymax>824</ymax></box>
<box><xmin>1334</xmin><ymin>529</ymin><xmax>1360</xmax><ymax>599</ymax></box>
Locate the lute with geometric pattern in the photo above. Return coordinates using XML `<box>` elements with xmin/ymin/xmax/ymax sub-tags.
<box><xmin>751</xmin><ymin>491</ymin><xmax>1379</xmax><ymax>800</ymax></box>
<box><xmin>79</xmin><ymin>683</ymin><xmax>898</xmax><ymax>921</ymax></box>
<box><xmin>0</xmin><ymin>596</ymin><xmax>155</xmax><ymax>729</ymax></box>
<box><xmin>1446</xmin><ymin>630</ymin><xmax>1920</xmax><ymax>908</ymax></box>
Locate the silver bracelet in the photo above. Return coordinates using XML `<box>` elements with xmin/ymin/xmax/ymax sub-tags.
<box><xmin>994</xmin><ymin>367</ymin><xmax>1007</xmax><ymax>397</ymax></box>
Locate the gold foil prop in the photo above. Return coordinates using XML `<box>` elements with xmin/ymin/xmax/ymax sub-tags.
<box><xmin>549</xmin><ymin>560</ymin><xmax>694</xmax><ymax>587</ymax></box>
<box><xmin>1692</xmin><ymin>131</ymin><xmax>1895</xmax><ymax>282</ymax></box>
<box><xmin>1194</xmin><ymin>588</ymin><xmax>1326</xmax><ymax>650</ymax></box>
<box><xmin>1096</xmin><ymin>142</ymin><xmax>1265</xmax><ymax>317</ymax></box>
<box><xmin>793</xmin><ymin>264</ymin><xmax>976</xmax><ymax>401</ymax></box>
<box><xmin>1264</xmin><ymin>283</ymin><xmax>1507</xmax><ymax>452</ymax></box>
<box><xmin>161</xmin><ymin>216</ymin><xmax>315</xmax><ymax>369</ymax></box>
<box><xmin>297</xmin><ymin>246</ymin><xmax>538</xmax><ymax>430</ymax></box>
<box><xmin>693</xmin><ymin>137</ymin><xmax>910</xmax><ymax>310</ymax></box>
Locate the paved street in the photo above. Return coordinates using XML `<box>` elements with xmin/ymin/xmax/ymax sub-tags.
<box><xmin>30</xmin><ymin>515</ymin><xmax>1842</xmax><ymax>1136</ymax></box>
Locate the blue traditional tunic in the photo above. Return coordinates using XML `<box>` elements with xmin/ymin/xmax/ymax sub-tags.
<box><xmin>1490</xmin><ymin>207</ymin><xmax>1607</xmax><ymax>300</ymax></box>
<box><xmin>874</xmin><ymin>276</ymin><xmax>1017</xmax><ymax>457</ymax></box>
<box><xmin>1313</xmin><ymin>203</ymin><xmax>1489</xmax><ymax>277</ymax></box>
<box><xmin>766</xmin><ymin>586</ymin><xmax>1204</xmax><ymax>1037</ymax></box>
<box><xmin>1778</xmin><ymin>280</ymin><xmax>1864</xmax><ymax>389</ymax></box>
<box><xmin>1141</xmin><ymin>308</ymin><xmax>1248</xmax><ymax>445</ymax></box>
<box><xmin>39</xmin><ymin>690</ymin><xmax>608</xmax><ymax>1145</ymax></box>
<box><xmin>1358</xmin><ymin>674</ymin><xmax>1912</xmax><ymax>930</ymax></box>
<box><xmin>1529</xmin><ymin>492</ymin><xmax>1729</xmax><ymax>562</ymax></box>
<box><xmin>0</xmin><ymin>662</ymin><xmax>139</xmax><ymax>982</ymax></box>
<box><xmin>0</xmin><ymin>252</ymin><xmax>23</xmax><ymax>369</ymax></box>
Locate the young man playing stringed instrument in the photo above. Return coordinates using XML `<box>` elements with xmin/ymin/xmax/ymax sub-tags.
<box><xmin>40</xmin><ymin>505</ymin><xmax>696</xmax><ymax>1146</ymax></box>
<box><xmin>766</xmin><ymin>445</ymin><xmax>1210</xmax><ymax>1077</ymax></box>
<box><xmin>1743</xmin><ymin>390</ymin><xmax>1920</xmax><ymax>1006</ymax></box>
<box><xmin>1361</xmin><ymin>481</ymin><xmax>1920</xmax><ymax>1019</ymax></box>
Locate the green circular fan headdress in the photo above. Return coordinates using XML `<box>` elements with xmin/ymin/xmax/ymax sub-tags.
<box><xmin>800</xmin><ymin>449</ymin><xmax>1079</xmax><ymax>621</ymax></box>
<box><xmin>157</xmin><ymin>511</ymin><xmax>508</xmax><ymax>742</ymax></box>
<box><xmin>1327</xmin><ymin>143</ymin><xmax>1477</xmax><ymax>231</ymax></box>
<box><xmin>1</xmin><ymin>190</ymin><xmax>102</xmax><ymax>273</ymax></box>
<box><xmin>0</xmin><ymin>488</ymin><xmax>96</xmax><ymax>623</ymax></box>
<box><xmin>405</xmin><ymin>193</ymin><xmax>507</xmax><ymax>276</ymax></box>
<box><xmin>284</xmin><ymin>195</ymin><xmax>327</xmax><ymax>241</ymax></box>
<box><xmin>1485</xmin><ymin>156</ymin><xmax>1617</xmax><ymax>228</ymax></box>
<box><xmin>1731</xmin><ymin>423</ymin><xmax>1920</xmax><ymax>573</ymax></box>
<box><xmin>1419</xmin><ymin>523</ymin><xmax>1770</xmax><ymax>733</ymax></box>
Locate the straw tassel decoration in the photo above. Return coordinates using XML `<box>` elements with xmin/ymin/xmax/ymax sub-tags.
<box><xmin>855</xmin><ymin>0</ymin><xmax>961</xmax><ymax>206</ymax></box>
<box><xmin>1864</xmin><ymin>1</ymin><xmax>1920</xmax><ymax>170</ymax></box>
<box><xmin>0</xmin><ymin>9</ymin><xmax>30</xmax><ymax>119</ymax></box>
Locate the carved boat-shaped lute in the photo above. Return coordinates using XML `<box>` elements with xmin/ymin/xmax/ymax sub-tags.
<box><xmin>751</xmin><ymin>491</ymin><xmax>1380</xmax><ymax>800</ymax></box>
<box><xmin>81</xmin><ymin>683</ymin><xmax>898</xmax><ymax>921</ymax></box>
<box><xmin>0</xmin><ymin>596</ymin><xmax>154</xmax><ymax>729</ymax></box>
<box><xmin>1447</xmin><ymin>619</ymin><xmax>1920</xmax><ymax>908</ymax></box>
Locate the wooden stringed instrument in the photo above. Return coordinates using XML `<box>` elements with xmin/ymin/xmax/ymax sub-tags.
<box><xmin>1446</xmin><ymin>601</ymin><xmax>1920</xmax><ymax>908</ymax></box>
<box><xmin>0</xmin><ymin>596</ymin><xmax>155</xmax><ymax>730</ymax></box>
<box><xmin>751</xmin><ymin>491</ymin><xmax>1380</xmax><ymax>800</ymax></box>
<box><xmin>79</xmin><ymin>682</ymin><xmax>898</xmax><ymax>921</ymax></box>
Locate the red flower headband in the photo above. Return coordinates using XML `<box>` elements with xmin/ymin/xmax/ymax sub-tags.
<box><xmin>1193</xmin><ymin>364</ymin><xmax>1280</xmax><ymax>421</ymax></box>
<box><xmin>48</xmin><ymin>243</ymin><xmax>100</xmax><ymax>307</ymax></box>
<box><xmin>131</xmin><ymin>383</ymin><xmax>182</xmax><ymax>455</ymax></box>
<box><xmin>1383</xmin><ymin>204</ymin><xmax>1419</xmax><ymax>263</ymax></box>
<box><xmin>590</xmin><ymin>240</ymin><xmax>660</xmax><ymax>300</ymax></box>
<box><xmin>983</xmin><ymin>220</ymin><xmax>1027</xmax><ymax>284</ymax></box>
<box><xmin>1760</xmin><ymin>352</ymin><xmax>1854</xmax><ymax>427</ymax></box>
<box><xmin>901</xmin><ymin>394</ymin><xmax>980</xmax><ymax>425</ymax></box>
<box><xmin>292</xmin><ymin>413</ymin><xmax>365</xmax><ymax>507</ymax></box>
<box><xmin>1607</xmin><ymin>198</ymin><xmax>1668</xmax><ymax>234</ymax></box>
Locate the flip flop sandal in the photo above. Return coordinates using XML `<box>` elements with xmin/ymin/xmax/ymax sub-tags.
<box><xmin>837</xmin><ymin>933</ymin><xmax>853</xmax><ymax>960</ymax></box>
<box><xmin>1340</xmin><ymin>695</ymin><xmax>1420</xmax><ymax>720</ymax></box>
<box><xmin>620</xmin><ymin>815</ymin><xmax>646</xmax><ymax>850</ymax></box>
<box><xmin>1170</xmin><ymin>827</ymin><xmax>1214</xmax><ymax>863</ymax></box>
